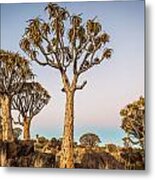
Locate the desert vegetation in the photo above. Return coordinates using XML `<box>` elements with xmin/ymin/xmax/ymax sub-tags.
<box><xmin>0</xmin><ymin>3</ymin><xmax>145</xmax><ymax>169</ymax></box>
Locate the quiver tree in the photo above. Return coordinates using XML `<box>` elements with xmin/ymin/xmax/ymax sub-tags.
<box><xmin>79</xmin><ymin>133</ymin><xmax>101</xmax><ymax>147</ymax></box>
<box><xmin>120</xmin><ymin>96</ymin><xmax>145</xmax><ymax>149</ymax></box>
<box><xmin>0</xmin><ymin>50</ymin><xmax>32</xmax><ymax>141</ymax></box>
<box><xmin>12</xmin><ymin>82</ymin><xmax>50</xmax><ymax>140</ymax></box>
<box><xmin>20</xmin><ymin>3</ymin><xmax>112</xmax><ymax>168</ymax></box>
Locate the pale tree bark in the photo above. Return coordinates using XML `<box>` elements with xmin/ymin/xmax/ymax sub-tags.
<box><xmin>23</xmin><ymin>116</ymin><xmax>31</xmax><ymax>140</ymax></box>
<box><xmin>1</xmin><ymin>95</ymin><xmax>14</xmax><ymax>141</ymax></box>
<box><xmin>0</xmin><ymin>141</ymin><xmax>7</xmax><ymax>167</ymax></box>
<box><xmin>60</xmin><ymin>74</ymin><xmax>85</xmax><ymax>168</ymax></box>
<box><xmin>60</xmin><ymin>90</ymin><xmax>75</xmax><ymax>168</ymax></box>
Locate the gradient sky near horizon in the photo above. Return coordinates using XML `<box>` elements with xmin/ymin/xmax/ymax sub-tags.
<box><xmin>0</xmin><ymin>0</ymin><xmax>144</xmax><ymax>146</ymax></box>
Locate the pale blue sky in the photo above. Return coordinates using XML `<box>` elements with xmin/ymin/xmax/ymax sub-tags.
<box><xmin>0</xmin><ymin>1</ymin><xmax>144</xmax><ymax>145</ymax></box>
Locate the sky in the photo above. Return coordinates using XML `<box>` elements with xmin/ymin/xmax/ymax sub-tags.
<box><xmin>0</xmin><ymin>0</ymin><xmax>144</xmax><ymax>146</ymax></box>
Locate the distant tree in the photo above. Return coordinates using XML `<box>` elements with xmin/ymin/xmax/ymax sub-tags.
<box><xmin>37</xmin><ymin>136</ymin><xmax>48</xmax><ymax>144</ymax></box>
<box><xmin>36</xmin><ymin>134</ymin><xmax>39</xmax><ymax>139</ymax></box>
<box><xmin>0</xmin><ymin>50</ymin><xmax>32</xmax><ymax>141</ymax></box>
<box><xmin>50</xmin><ymin>137</ymin><xmax>58</xmax><ymax>147</ymax></box>
<box><xmin>79</xmin><ymin>133</ymin><xmax>101</xmax><ymax>147</ymax></box>
<box><xmin>120</xmin><ymin>96</ymin><xmax>145</xmax><ymax>149</ymax></box>
<box><xmin>20</xmin><ymin>3</ymin><xmax>112</xmax><ymax>168</ymax></box>
<box><xmin>122</xmin><ymin>136</ymin><xmax>131</xmax><ymax>148</ymax></box>
<box><xmin>105</xmin><ymin>144</ymin><xmax>117</xmax><ymax>153</ymax></box>
<box><xmin>12</xmin><ymin>82</ymin><xmax>50</xmax><ymax>140</ymax></box>
<box><xmin>13</xmin><ymin>127</ymin><xmax>22</xmax><ymax>140</ymax></box>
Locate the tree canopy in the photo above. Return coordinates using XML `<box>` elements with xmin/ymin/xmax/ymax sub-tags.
<box><xmin>0</xmin><ymin>49</ymin><xmax>33</xmax><ymax>96</ymax></box>
<box><xmin>120</xmin><ymin>96</ymin><xmax>145</xmax><ymax>148</ymax></box>
<box><xmin>12</xmin><ymin>82</ymin><xmax>51</xmax><ymax>122</ymax></box>
<box><xmin>79</xmin><ymin>133</ymin><xmax>101</xmax><ymax>147</ymax></box>
<box><xmin>20</xmin><ymin>3</ymin><xmax>112</xmax><ymax>92</ymax></box>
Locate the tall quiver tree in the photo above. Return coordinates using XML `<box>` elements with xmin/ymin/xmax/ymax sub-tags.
<box><xmin>20</xmin><ymin>3</ymin><xmax>112</xmax><ymax>168</ymax></box>
<box><xmin>12</xmin><ymin>82</ymin><xmax>50</xmax><ymax>140</ymax></box>
<box><xmin>0</xmin><ymin>50</ymin><xmax>32</xmax><ymax>141</ymax></box>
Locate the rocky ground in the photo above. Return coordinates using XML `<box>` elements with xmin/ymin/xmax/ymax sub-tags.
<box><xmin>0</xmin><ymin>139</ymin><xmax>144</xmax><ymax>169</ymax></box>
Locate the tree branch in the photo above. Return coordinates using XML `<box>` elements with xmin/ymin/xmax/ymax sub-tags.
<box><xmin>12</xmin><ymin>115</ymin><xmax>24</xmax><ymax>126</ymax></box>
<box><xmin>76</xmin><ymin>80</ymin><xmax>87</xmax><ymax>90</ymax></box>
<box><xmin>33</xmin><ymin>58</ymin><xmax>48</xmax><ymax>66</ymax></box>
<box><xmin>37</xmin><ymin>44</ymin><xmax>59</xmax><ymax>69</ymax></box>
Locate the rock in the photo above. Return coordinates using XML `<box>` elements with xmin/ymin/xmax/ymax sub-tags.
<box><xmin>18</xmin><ymin>140</ymin><xmax>34</xmax><ymax>156</ymax></box>
<box><xmin>78</xmin><ymin>150</ymin><xmax>124</xmax><ymax>169</ymax></box>
<box><xmin>34</xmin><ymin>152</ymin><xmax>56</xmax><ymax>168</ymax></box>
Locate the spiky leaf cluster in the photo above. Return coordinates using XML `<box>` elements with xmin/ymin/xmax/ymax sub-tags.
<box><xmin>0</xmin><ymin>49</ymin><xmax>33</xmax><ymax>96</ymax></box>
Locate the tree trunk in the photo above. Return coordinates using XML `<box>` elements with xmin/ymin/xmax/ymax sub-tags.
<box><xmin>1</xmin><ymin>95</ymin><xmax>14</xmax><ymax>141</ymax></box>
<box><xmin>60</xmin><ymin>90</ymin><xmax>74</xmax><ymax>168</ymax></box>
<box><xmin>23</xmin><ymin>116</ymin><xmax>31</xmax><ymax>140</ymax></box>
<box><xmin>0</xmin><ymin>141</ymin><xmax>7</xmax><ymax>167</ymax></box>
